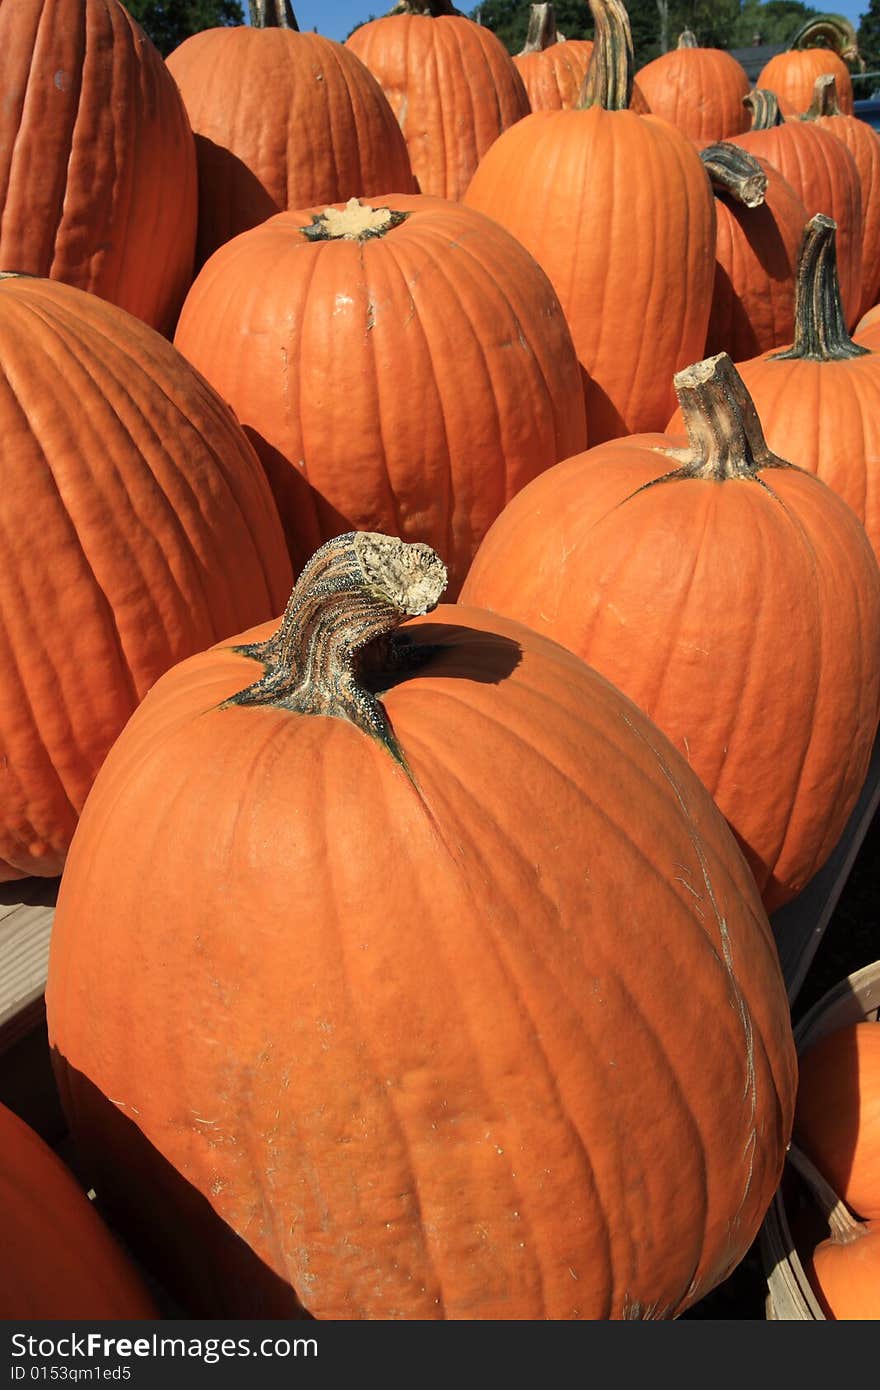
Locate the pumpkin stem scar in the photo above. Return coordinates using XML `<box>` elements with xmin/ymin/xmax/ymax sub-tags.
<box><xmin>224</xmin><ymin>532</ymin><xmax>448</xmax><ymax>771</ymax></box>
<box><xmin>302</xmin><ymin>199</ymin><xmax>410</xmax><ymax>244</ymax></box>
<box><xmin>770</xmin><ymin>214</ymin><xmax>869</xmax><ymax>363</ymax></box>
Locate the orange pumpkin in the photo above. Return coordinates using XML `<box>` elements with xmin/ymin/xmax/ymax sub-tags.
<box><xmin>463</xmin><ymin>0</ymin><xmax>716</xmax><ymax>444</ymax></box>
<box><xmin>700</xmin><ymin>143</ymin><xmax>807</xmax><ymax>360</ymax></box>
<box><xmin>0</xmin><ymin>0</ymin><xmax>197</xmax><ymax>335</ymax></box>
<box><xmin>636</xmin><ymin>30</ymin><xmax>750</xmax><ymax>144</ymax></box>
<box><xmin>462</xmin><ymin>353</ymin><xmax>880</xmax><ymax>911</ymax></box>
<box><xmin>0</xmin><ymin>1100</ymin><xmax>156</xmax><ymax>1318</ymax></box>
<box><xmin>513</xmin><ymin>3</ymin><xmax>595</xmax><ymax>110</ymax></box>
<box><xmin>729</xmin><ymin>89</ymin><xmax>863</xmax><ymax>327</ymax></box>
<box><xmin>757</xmin><ymin>16</ymin><xmax>858</xmax><ymax>118</ymax></box>
<box><xmin>166</xmin><ymin>5</ymin><xmax>415</xmax><ymax>268</ymax></box>
<box><xmin>794</xmin><ymin>1023</ymin><xmax>880</xmax><ymax>1221</ymax></box>
<box><xmin>346</xmin><ymin>1</ymin><xmax>529</xmax><ymax>201</ymax></box>
<box><xmin>173</xmin><ymin>194</ymin><xmax>587</xmax><ymax>597</ymax></box>
<box><xmin>800</xmin><ymin>74</ymin><xmax>880</xmax><ymax>319</ymax></box>
<box><xmin>46</xmin><ymin>529</ymin><xmax>797</xmax><ymax>1320</ymax></box>
<box><xmin>787</xmin><ymin>1144</ymin><xmax>880</xmax><ymax>1320</ymax></box>
<box><xmin>0</xmin><ymin>275</ymin><xmax>293</xmax><ymax>881</ymax></box>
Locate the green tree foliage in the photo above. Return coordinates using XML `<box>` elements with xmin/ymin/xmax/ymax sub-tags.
<box><xmin>859</xmin><ymin>0</ymin><xmax>880</xmax><ymax>71</ymax></box>
<box><xmin>123</xmin><ymin>1</ymin><xmax>244</xmax><ymax>57</ymax></box>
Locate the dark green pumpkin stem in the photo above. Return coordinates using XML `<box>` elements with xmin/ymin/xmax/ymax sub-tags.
<box><xmin>744</xmin><ymin>89</ymin><xmax>783</xmax><ymax>129</ymax></box>
<box><xmin>519</xmin><ymin>3</ymin><xmax>558</xmax><ymax>54</ymax></box>
<box><xmin>804</xmin><ymin>73</ymin><xmax>842</xmax><ymax>120</ymax></box>
<box><xmin>247</xmin><ymin>0</ymin><xmax>299</xmax><ymax>27</ymax></box>
<box><xmin>672</xmin><ymin>354</ymin><xmax>789</xmax><ymax>481</ymax></box>
<box><xmin>700</xmin><ymin>144</ymin><xmax>767</xmax><ymax>208</ymax></box>
<box><xmin>678</xmin><ymin>29</ymin><xmax>698</xmax><ymax>48</ymax></box>
<box><xmin>771</xmin><ymin>214</ymin><xmax>869</xmax><ymax>362</ymax></box>
<box><xmin>578</xmin><ymin>0</ymin><xmax>633</xmax><ymax>111</ymax></box>
<box><xmin>787</xmin><ymin>1144</ymin><xmax>864</xmax><ymax>1244</ymax></box>
<box><xmin>789</xmin><ymin>14</ymin><xmax>862</xmax><ymax>67</ymax></box>
<box><xmin>227</xmin><ymin>533</ymin><xmax>447</xmax><ymax>768</ymax></box>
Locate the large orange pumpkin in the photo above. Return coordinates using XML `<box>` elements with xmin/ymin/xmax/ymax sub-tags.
<box><xmin>700</xmin><ymin>143</ymin><xmax>807</xmax><ymax>360</ymax></box>
<box><xmin>0</xmin><ymin>275</ymin><xmax>293</xmax><ymax>881</ymax></box>
<box><xmin>463</xmin><ymin>0</ymin><xmax>716</xmax><ymax>444</ymax></box>
<box><xmin>462</xmin><ymin>353</ymin><xmax>880</xmax><ymax>912</ymax></box>
<box><xmin>636</xmin><ymin>30</ymin><xmax>750</xmax><ymax>144</ymax></box>
<box><xmin>684</xmin><ymin>215</ymin><xmax>880</xmax><ymax>570</ymax></box>
<box><xmin>794</xmin><ymin>1022</ymin><xmax>880</xmax><ymax>1221</ymax></box>
<box><xmin>0</xmin><ymin>0</ymin><xmax>197</xmax><ymax>336</ymax></box>
<box><xmin>800</xmin><ymin>74</ymin><xmax>880</xmax><ymax>319</ymax></box>
<box><xmin>46</xmin><ymin>529</ymin><xmax>796</xmax><ymax>1320</ymax></box>
<box><xmin>166</xmin><ymin>4</ymin><xmax>415</xmax><ymax>268</ymax></box>
<box><xmin>0</xmin><ymin>1099</ymin><xmax>156</xmax><ymax>1318</ymax></box>
<box><xmin>346</xmin><ymin>1</ymin><xmax>530</xmax><ymax>201</ymax></box>
<box><xmin>173</xmin><ymin>194</ymin><xmax>587</xmax><ymax>597</ymax></box>
<box><xmin>729</xmin><ymin>89</ymin><xmax>863</xmax><ymax>327</ymax></box>
<box><xmin>757</xmin><ymin>16</ymin><xmax>858</xmax><ymax>118</ymax></box>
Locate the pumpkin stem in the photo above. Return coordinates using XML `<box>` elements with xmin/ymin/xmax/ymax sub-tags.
<box><xmin>671</xmin><ymin>353</ymin><xmax>789</xmax><ymax>481</ymax></box>
<box><xmin>386</xmin><ymin>1</ymin><xmax>464</xmax><ymax>14</ymax></box>
<box><xmin>227</xmin><ymin>533</ymin><xmax>447</xmax><ymax>768</ymax></box>
<box><xmin>804</xmin><ymin>73</ymin><xmax>843</xmax><ymax>120</ymax></box>
<box><xmin>247</xmin><ymin>0</ymin><xmax>299</xmax><ymax>27</ymax></box>
<box><xmin>578</xmin><ymin>0</ymin><xmax>633</xmax><ymax>112</ymax></box>
<box><xmin>786</xmin><ymin>1144</ymin><xmax>866</xmax><ymax>1244</ymax></box>
<box><xmin>302</xmin><ymin>198</ymin><xmax>410</xmax><ymax>243</ymax></box>
<box><xmin>677</xmin><ymin>29</ymin><xmax>698</xmax><ymax>48</ymax></box>
<box><xmin>518</xmin><ymin>3</ymin><xmax>559</xmax><ymax>54</ymax></box>
<box><xmin>700</xmin><ymin>144</ymin><xmax>767</xmax><ymax>208</ymax></box>
<box><xmin>771</xmin><ymin>215</ymin><xmax>869</xmax><ymax>362</ymax></box>
<box><xmin>788</xmin><ymin>15</ymin><xmax>862</xmax><ymax>69</ymax></box>
<box><xmin>744</xmin><ymin>89</ymin><xmax>783</xmax><ymax>130</ymax></box>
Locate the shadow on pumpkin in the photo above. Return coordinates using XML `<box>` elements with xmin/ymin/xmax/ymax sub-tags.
<box><xmin>193</xmin><ymin>137</ymin><xmax>280</xmax><ymax>272</ymax></box>
<box><xmin>49</xmin><ymin>1055</ymin><xmax>313</xmax><ymax>1320</ymax></box>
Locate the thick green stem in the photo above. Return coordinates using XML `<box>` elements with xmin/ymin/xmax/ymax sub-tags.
<box><xmin>789</xmin><ymin>15</ymin><xmax>862</xmax><ymax>68</ymax></box>
<box><xmin>744</xmin><ymin>89</ymin><xmax>783</xmax><ymax>129</ymax></box>
<box><xmin>678</xmin><ymin>29</ymin><xmax>698</xmax><ymax>49</ymax></box>
<box><xmin>771</xmin><ymin>214</ymin><xmax>869</xmax><ymax>362</ymax></box>
<box><xmin>804</xmin><ymin>73</ymin><xmax>842</xmax><ymax>119</ymax></box>
<box><xmin>787</xmin><ymin>1144</ymin><xmax>865</xmax><ymax>1244</ymax></box>
<box><xmin>247</xmin><ymin>0</ymin><xmax>299</xmax><ymax>27</ymax></box>
<box><xmin>518</xmin><ymin>3</ymin><xmax>558</xmax><ymax>54</ymax></box>
<box><xmin>578</xmin><ymin>0</ymin><xmax>633</xmax><ymax>111</ymax></box>
<box><xmin>228</xmin><ymin>533</ymin><xmax>447</xmax><ymax>767</ymax></box>
<box><xmin>671</xmin><ymin>354</ymin><xmax>788</xmax><ymax>481</ymax></box>
<box><xmin>700</xmin><ymin>144</ymin><xmax>767</xmax><ymax>208</ymax></box>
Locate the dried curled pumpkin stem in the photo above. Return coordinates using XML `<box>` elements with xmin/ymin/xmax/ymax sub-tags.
<box><xmin>678</xmin><ymin>29</ymin><xmax>698</xmax><ymax>48</ymax></box>
<box><xmin>789</xmin><ymin>14</ymin><xmax>862</xmax><ymax>67</ymax></box>
<box><xmin>744</xmin><ymin>88</ymin><xmax>783</xmax><ymax>130</ymax></box>
<box><xmin>519</xmin><ymin>3</ymin><xmax>559</xmax><ymax>54</ymax></box>
<box><xmin>228</xmin><ymin>533</ymin><xmax>447</xmax><ymax>767</ymax></box>
<box><xmin>578</xmin><ymin>0</ymin><xmax>633</xmax><ymax>111</ymax></box>
<box><xmin>700</xmin><ymin>144</ymin><xmax>768</xmax><ymax>208</ymax></box>
<box><xmin>247</xmin><ymin>0</ymin><xmax>298</xmax><ymax>28</ymax></box>
<box><xmin>771</xmin><ymin>214</ymin><xmax>868</xmax><ymax>362</ymax></box>
<box><xmin>804</xmin><ymin>73</ymin><xmax>843</xmax><ymax>119</ymax></box>
<box><xmin>671</xmin><ymin>353</ymin><xmax>791</xmax><ymax>481</ymax></box>
<box><xmin>387</xmin><ymin>1</ymin><xmax>463</xmax><ymax>14</ymax></box>
<box><xmin>786</xmin><ymin>1143</ymin><xmax>865</xmax><ymax>1244</ymax></box>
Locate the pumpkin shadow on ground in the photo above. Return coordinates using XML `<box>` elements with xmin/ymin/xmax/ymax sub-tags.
<box><xmin>50</xmin><ymin>1057</ymin><xmax>313</xmax><ymax>1320</ymax></box>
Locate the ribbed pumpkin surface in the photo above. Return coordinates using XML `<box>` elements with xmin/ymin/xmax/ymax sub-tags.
<box><xmin>805</xmin><ymin>106</ymin><xmax>880</xmax><ymax>319</ymax></box>
<box><xmin>636</xmin><ymin>46</ymin><xmax>750</xmax><ymax>143</ymax></box>
<box><xmin>166</xmin><ymin>26</ymin><xmax>415</xmax><ymax>267</ymax></box>
<box><xmin>46</xmin><ymin>599</ymin><xmax>796</xmax><ymax>1319</ymax></box>
<box><xmin>346</xmin><ymin>14</ymin><xmax>530</xmax><ymax>200</ymax></box>
<box><xmin>173</xmin><ymin>195</ymin><xmax>587</xmax><ymax>596</ymax></box>
<box><xmin>0</xmin><ymin>1100</ymin><xmax>156</xmax><ymax>1318</ymax></box>
<box><xmin>757</xmin><ymin>49</ymin><xmax>854</xmax><ymax>117</ymax></box>
<box><xmin>0</xmin><ymin>275</ymin><xmax>293</xmax><ymax>880</ymax></box>
<box><xmin>0</xmin><ymin>0</ymin><xmax>197</xmax><ymax>335</ymax></box>
<box><xmin>515</xmin><ymin>38</ymin><xmax>594</xmax><ymax>109</ymax></box>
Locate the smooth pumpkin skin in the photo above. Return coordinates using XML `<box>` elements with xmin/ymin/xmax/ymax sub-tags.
<box><xmin>463</xmin><ymin>109</ymin><xmax>716</xmax><ymax>444</ymax></box>
<box><xmin>346</xmin><ymin>14</ymin><xmax>530</xmax><ymax>200</ymax></box>
<box><xmin>515</xmin><ymin>37</ymin><xmax>594</xmax><ymax>109</ymax></box>
<box><xmin>0</xmin><ymin>0</ymin><xmax>197</xmax><ymax>336</ymax></box>
<box><xmin>0</xmin><ymin>1100</ymin><xmax>156</xmax><ymax>1318</ymax></box>
<box><xmin>857</xmin><ymin>302</ymin><xmax>880</xmax><ymax>334</ymax></box>
<box><xmin>705</xmin><ymin>156</ymin><xmax>807</xmax><ymax>360</ymax></box>
<box><xmin>166</xmin><ymin>26</ymin><xmax>415</xmax><ymax>269</ymax></box>
<box><xmin>808</xmin><ymin>1220</ymin><xmax>880</xmax><ymax>1318</ymax></box>
<box><xmin>461</xmin><ymin>438</ymin><xmax>880</xmax><ymax>912</ymax></box>
<box><xmin>0</xmin><ymin>275</ymin><xmax>293</xmax><ymax>880</ymax></box>
<box><xmin>757</xmin><ymin>49</ymin><xmax>854</xmax><ymax>118</ymax></box>
<box><xmin>728</xmin><ymin>124</ymin><xmax>863</xmax><ymax>326</ymax></box>
<box><xmin>173</xmin><ymin>196</ymin><xmax>587</xmax><ymax>597</ymax></box>
<box><xmin>46</xmin><ymin>602</ymin><xmax>796</xmax><ymax>1320</ymax></box>
<box><xmin>636</xmin><ymin>45</ymin><xmax>750</xmax><ymax>144</ymax></box>
<box><xmin>795</xmin><ymin>1023</ymin><xmax>880</xmax><ymax>1221</ymax></box>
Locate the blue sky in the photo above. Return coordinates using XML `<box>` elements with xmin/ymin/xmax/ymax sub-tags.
<box><xmin>291</xmin><ymin>3</ymin><xmax>870</xmax><ymax>45</ymax></box>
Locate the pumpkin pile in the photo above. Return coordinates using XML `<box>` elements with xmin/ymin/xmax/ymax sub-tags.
<box><xmin>0</xmin><ymin>0</ymin><xmax>878</xmax><ymax>1321</ymax></box>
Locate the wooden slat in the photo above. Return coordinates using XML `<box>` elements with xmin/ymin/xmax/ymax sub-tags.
<box><xmin>0</xmin><ymin>876</ymin><xmax>59</xmax><ymax>1051</ymax></box>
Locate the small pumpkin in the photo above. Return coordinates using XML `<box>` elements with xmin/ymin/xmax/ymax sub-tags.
<box><xmin>513</xmin><ymin>3</ymin><xmax>594</xmax><ymax>110</ymax></box>
<box><xmin>757</xmin><ymin>16</ymin><xmax>858</xmax><ymax>118</ymax></box>
<box><xmin>462</xmin><ymin>352</ymin><xmax>880</xmax><ymax>911</ymax></box>
<box><xmin>0</xmin><ymin>1100</ymin><xmax>156</xmax><ymax>1318</ymax></box>
<box><xmin>787</xmin><ymin>1144</ymin><xmax>880</xmax><ymax>1320</ymax></box>
<box><xmin>636</xmin><ymin>30</ymin><xmax>750</xmax><ymax>144</ymax></box>
<box><xmin>794</xmin><ymin>1022</ymin><xmax>880</xmax><ymax>1221</ymax></box>
<box><xmin>47</xmin><ymin>529</ymin><xmax>797</xmax><ymax>1320</ymax></box>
